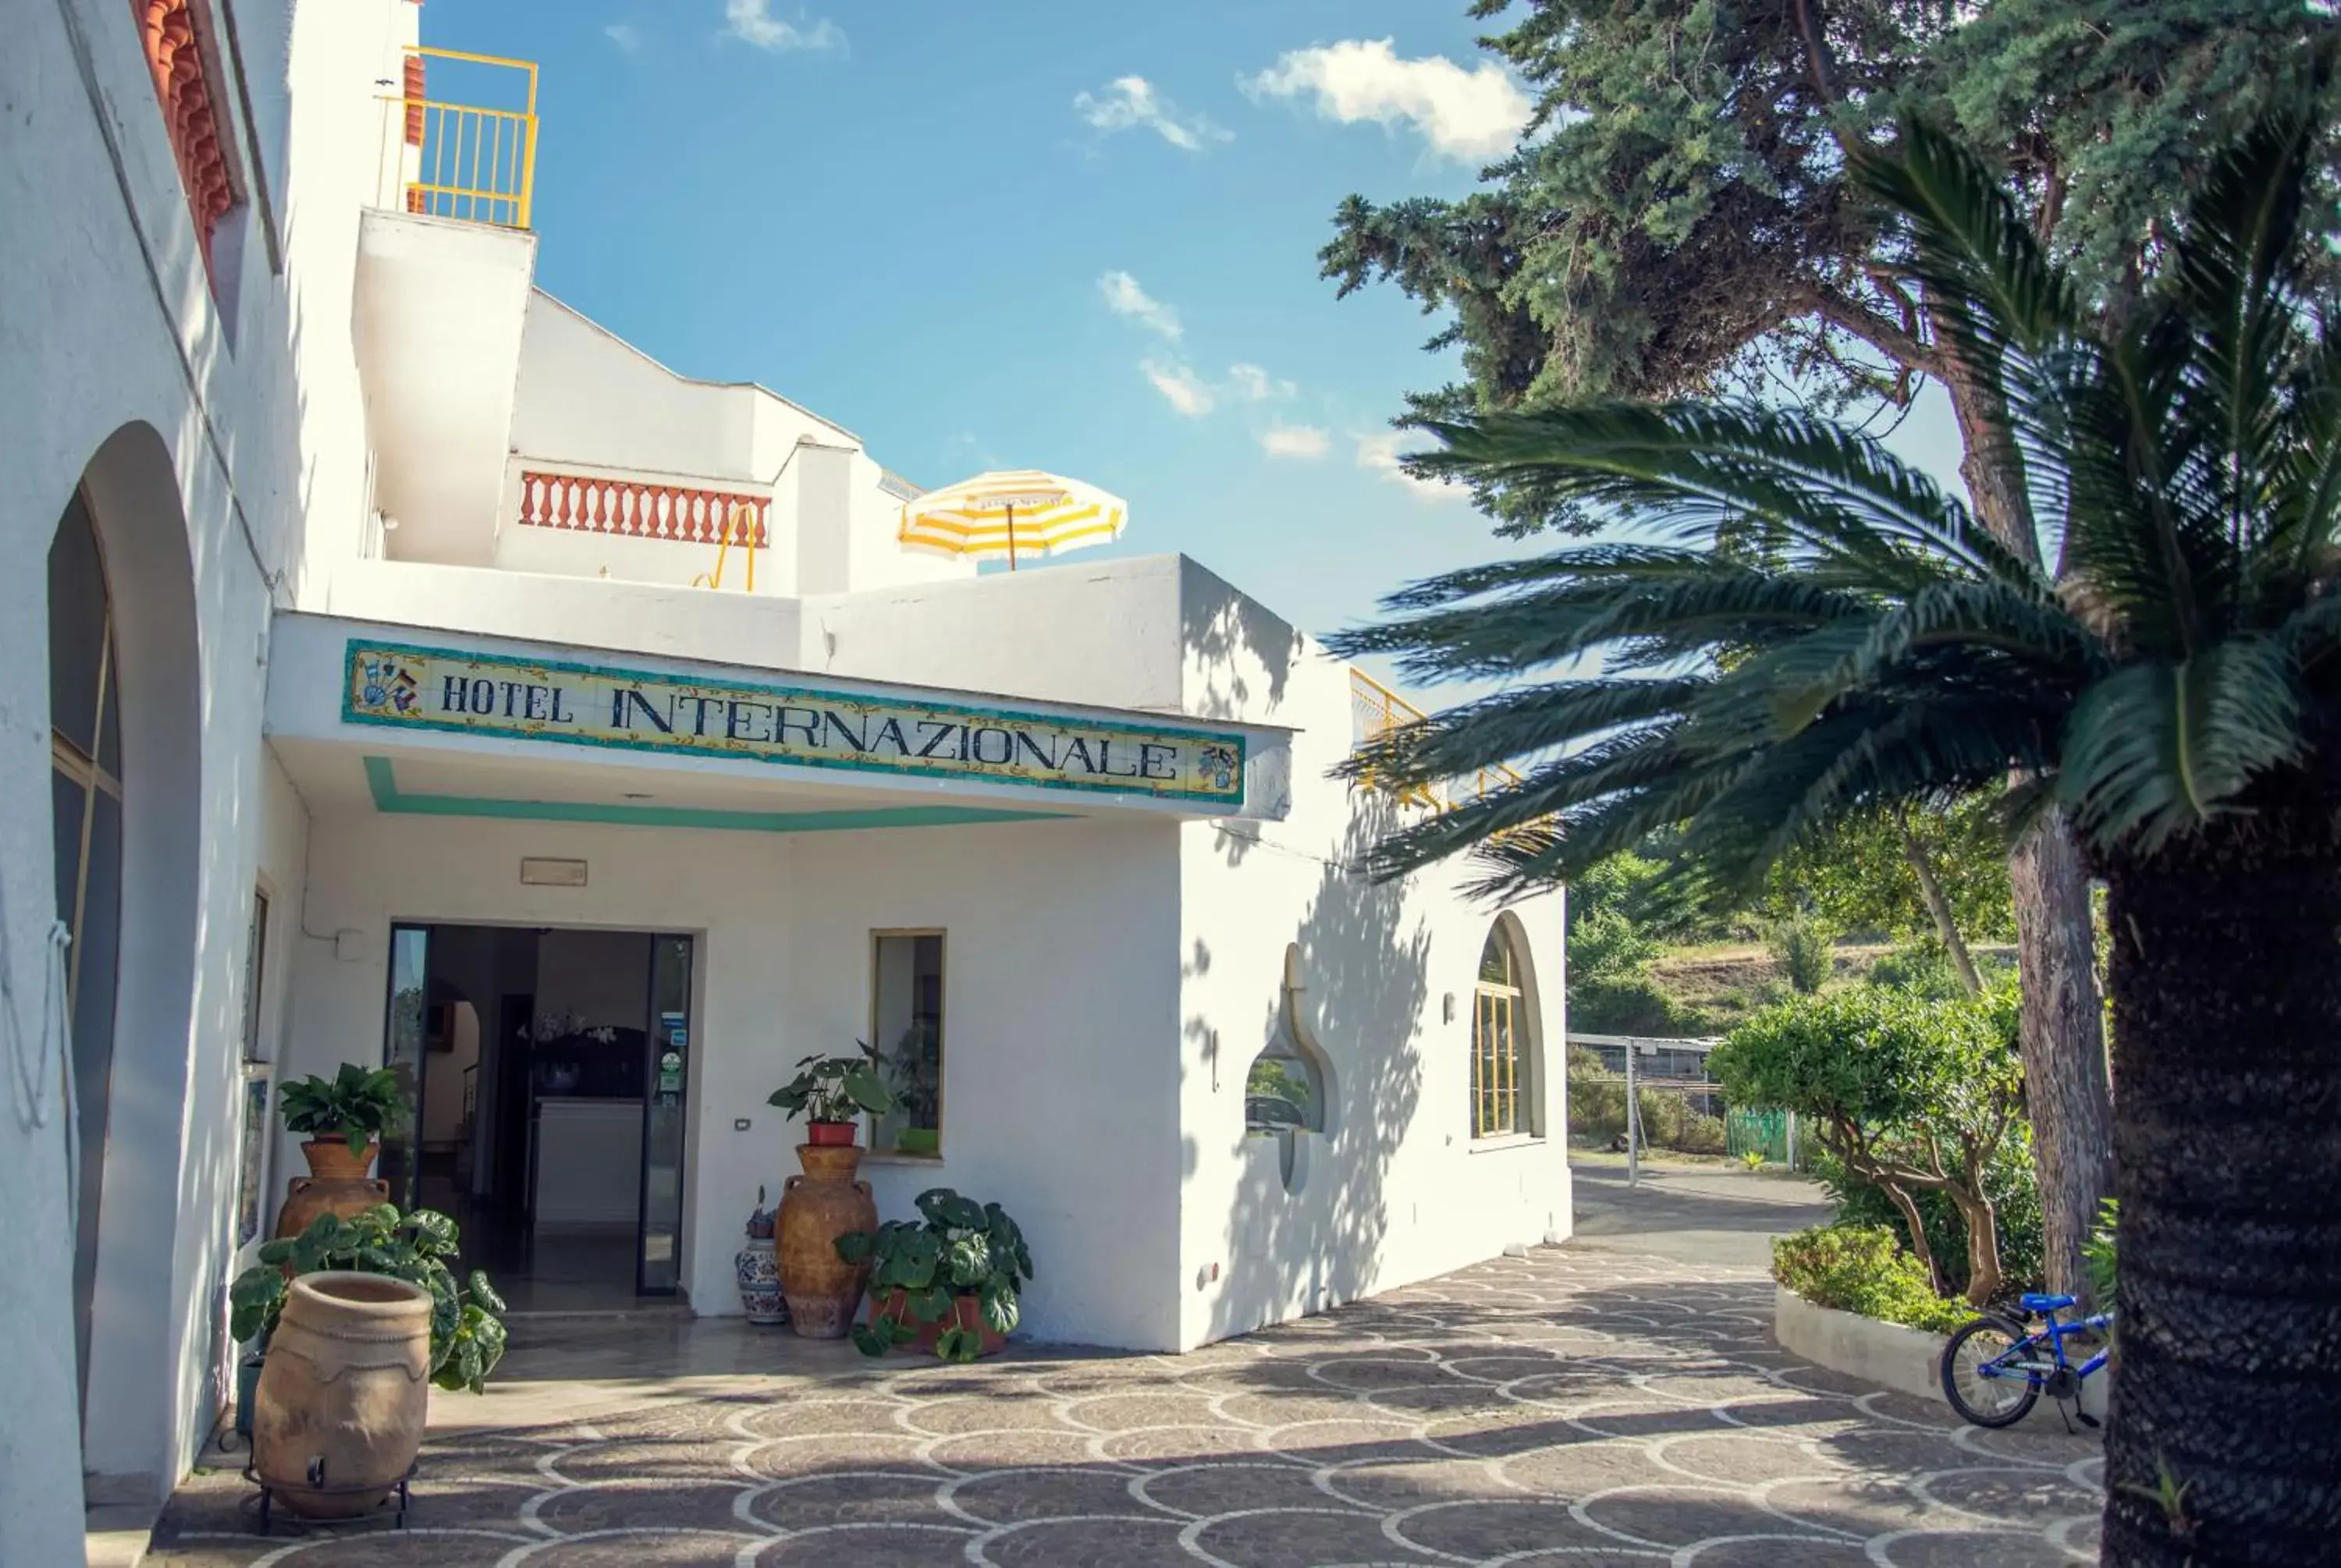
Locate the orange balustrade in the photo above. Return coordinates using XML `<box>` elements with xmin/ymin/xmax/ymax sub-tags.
<box><xmin>138</xmin><ymin>0</ymin><xmax>238</xmax><ymax>277</ymax></box>
<box><xmin>517</xmin><ymin>472</ymin><xmax>770</xmax><ymax>549</ymax></box>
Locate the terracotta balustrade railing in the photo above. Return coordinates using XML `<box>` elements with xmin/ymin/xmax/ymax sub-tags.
<box><xmin>138</xmin><ymin>0</ymin><xmax>238</xmax><ymax>275</ymax></box>
<box><xmin>517</xmin><ymin>471</ymin><xmax>770</xmax><ymax>549</ymax></box>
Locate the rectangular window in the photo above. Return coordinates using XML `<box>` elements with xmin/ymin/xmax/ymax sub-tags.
<box><xmin>241</xmin><ymin>888</ymin><xmax>271</xmax><ymax>1062</ymax></box>
<box><xmin>869</xmin><ymin>931</ymin><xmax>944</xmax><ymax>1157</ymax></box>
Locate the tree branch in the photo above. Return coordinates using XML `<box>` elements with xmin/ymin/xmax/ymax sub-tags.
<box><xmin>1803</xmin><ymin>283</ymin><xmax>1945</xmax><ymax>380</ymax></box>
<box><xmin>1895</xmin><ymin>806</ymin><xmax>1983</xmax><ymax>993</ymax></box>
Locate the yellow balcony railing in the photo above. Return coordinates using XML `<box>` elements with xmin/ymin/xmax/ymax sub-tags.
<box><xmin>379</xmin><ymin>47</ymin><xmax>539</xmax><ymax>230</ymax></box>
<box><xmin>1348</xmin><ymin>668</ymin><xmax>1527</xmax><ymax>813</ymax></box>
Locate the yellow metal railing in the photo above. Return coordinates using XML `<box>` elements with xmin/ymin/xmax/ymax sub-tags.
<box><xmin>692</xmin><ymin>503</ymin><xmax>765</xmax><ymax>592</ymax></box>
<box><xmin>381</xmin><ymin>48</ymin><xmax>539</xmax><ymax>229</ymax></box>
<box><xmin>1348</xmin><ymin>668</ymin><xmax>1526</xmax><ymax>813</ymax></box>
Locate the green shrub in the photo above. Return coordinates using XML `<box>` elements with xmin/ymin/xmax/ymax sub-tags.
<box><xmin>1772</xmin><ymin>1224</ymin><xmax>1971</xmax><ymax>1335</ymax></box>
<box><xmin>1568</xmin><ymin>1072</ymin><xmax>1629</xmax><ymax>1137</ymax></box>
<box><xmin>1673</xmin><ymin>1109</ymin><xmax>1728</xmax><ymax>1154</ymax></box>
<box><xmin>1766</xmin><ymin>917</ymin><xmax>1836</xmax><ymax>993</ymax></box>
<box><xmin>1710</xmin><ymin>981</ymin><xmax>2024</xmax><ymax>1305</ymax></box>
<box><xmin>1811</xmin><ymin>1123</ymin><xmax>2045</xmax><ymax>1300</ymax></box>
<box><xmin>1568</xmin><ymin>972</ymin><xmax>1693</xmax><ymax>1035</ymax></box>
<box><xmin>1864</xmin><ymin>941</ymin><xmax>1967</xmax><ymax>999</ymax></box>
<box><xmin>1569</xmin><ymin>905</ymin><xmax>1658</xmax><ymax>978</ymax></box>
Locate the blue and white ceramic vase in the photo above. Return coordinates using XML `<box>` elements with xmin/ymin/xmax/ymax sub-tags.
<box><xmin>735</xmin><ymin>1201</ymin><xmax>786</xmax><ymax>1325</ymax></box>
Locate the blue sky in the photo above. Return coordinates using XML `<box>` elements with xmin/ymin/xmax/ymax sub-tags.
<box><xmin>425</xmin><ymin>1</ymin><xmax>1963</xmax><ymax>684</ymax></box>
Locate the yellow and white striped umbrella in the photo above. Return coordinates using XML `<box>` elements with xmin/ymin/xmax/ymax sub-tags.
<box><xmin>897</xmin><ymin>469</ymin><xmax>1127</xmax><ymax>570</ymax></box>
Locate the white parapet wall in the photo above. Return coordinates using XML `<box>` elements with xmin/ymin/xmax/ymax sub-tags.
<box><xmin>1774</xmin><ymin>1288</ymin><xmax>1952</xmax><ymax>1405</ymax></box>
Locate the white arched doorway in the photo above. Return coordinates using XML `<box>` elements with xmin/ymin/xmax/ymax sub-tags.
<box><xmin>48</xmin><ymin>424</ymin><xmax>203</xmax><ymax>1487</ymax></box>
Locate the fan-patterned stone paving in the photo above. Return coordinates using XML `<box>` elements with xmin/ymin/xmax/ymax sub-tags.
<box><xmin>150</xmin><ymin>1244</ymin><xmax>2101</xmax><ymax>1565</ymax></box>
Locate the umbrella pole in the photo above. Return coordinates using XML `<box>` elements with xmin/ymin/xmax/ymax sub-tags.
<box><xmin>1007</xmin><ymin>502</ymin><xmax>1018</xmax><ymax>571</ymax></box>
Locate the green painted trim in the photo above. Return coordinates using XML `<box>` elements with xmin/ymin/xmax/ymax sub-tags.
<box><xmin>342</xmin><ymin>637</ymin><xmax>1249</xmax><ymax>807</ymax></box>
<box><xmin>361</xmin><ymin>756</ymin><xmax>1071</xmax><ymax>835</ymax></box>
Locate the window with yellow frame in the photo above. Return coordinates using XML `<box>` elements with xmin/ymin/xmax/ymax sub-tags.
<box><xmin>1472</xmin><ymin>924</ymin><xmax>1529</xmax><ymax>1138</ymax></box>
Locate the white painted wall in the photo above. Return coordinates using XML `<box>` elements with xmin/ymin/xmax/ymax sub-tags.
<box><xmin>282</xmin><ymin>811</ymin><xmax>1185</xmax><ymax>1348</ymax></box>
<box><xmin>801</xmin><ymin>555</ymin><xmax>1191</xmax><ymax>711</ymax></box>
<box><xmin>492</xmin><ymin>291</ymin><xmax>962</xmax><ymax>598</ymax></box>
<box><xmin>354</xmin><ymin>211</ymin><xmax>536</xmax><ymax>568</ymax></box>
<box><xmin>0</xmin><ymin>0</ymin><xmax>397</xmax><ymax>1541</ymax></box>
<box><xmin>1168</xmin><ymin>569</ymin><xmax>1570</xmax><ymax>1349</ymax></box>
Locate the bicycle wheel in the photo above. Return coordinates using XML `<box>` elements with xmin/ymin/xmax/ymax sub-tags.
<box><xmin>1940</xmin><ymin>1315</ymin><xmax>2040</xmax><ymax>1428</ymax></box>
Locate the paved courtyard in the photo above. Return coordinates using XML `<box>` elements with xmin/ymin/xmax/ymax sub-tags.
<box><xmin>153</xmin><ymin>1172</ymin><xmax>2102</xmax><ymax>1566</ymax></box>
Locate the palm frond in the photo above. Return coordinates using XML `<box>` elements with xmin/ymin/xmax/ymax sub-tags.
<box><xmin>1333</xmin><ymin>94</ymin><xmax>2341</xmax><ymax>896</ymax></box>
<box><xmin>1409</xmin><ymin>403</ymin><xmax>2034</xmax><ymax>587</ymax></box>
<box><xmin>2057</xmin><ymin>637</ymin><xmax>2307</xmax><ymax>850</ymax></box>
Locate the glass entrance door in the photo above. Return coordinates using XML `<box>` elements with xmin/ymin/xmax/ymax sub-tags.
<box><xmin>381</xmin><ymin>924</ymin><xmax>432</xmax><ymax>1211</ymax></box>
<box><xmin>638</xmin><ymin>935</ymin><xmax>693</xmax><ymax>1293</ymax></box>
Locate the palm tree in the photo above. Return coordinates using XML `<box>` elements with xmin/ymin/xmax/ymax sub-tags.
<box><xmin>1328</xmin><ymin>104</ymin><xmax>2341</xmax><ymax>1567</ymax></box>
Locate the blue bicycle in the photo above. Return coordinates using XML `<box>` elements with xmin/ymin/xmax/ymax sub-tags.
<box><xmin>1939</xmin><ymin>1292</ymin><xmax>2113</xmax><ymax>1429</ymax></box>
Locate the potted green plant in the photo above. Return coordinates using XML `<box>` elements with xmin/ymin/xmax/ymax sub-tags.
<box><xmin>275</xmin><ymin>1063</ymin><xmax>409</xmax><ymax>1237</ymax></box>
<box><xmin>766</xmin><ymin>1046</ymin><xmax>894</xmax><ymax>1146</ymax></box>
<box><xmin>767</xmin><ymin>1048</ymin><xmax>897</xmax><ymax>1336</ymax></box>
<box><xmin>837</xmin><ymin>1187</ymin><xmax>1034</xmax><ymax>1362</ymax></box>
<box><xmin>279</xmin><ymin>1062</ymin><xmax>407</xmax><ymax>1167</ymax></box>
<box><xmin>229</xmin><ymin>1203</ymin><xmax>510</xmax><ymax>1393</ymax></box>
<box><xmin>230</xmin><ymin>1204</ymin><xmax>507</xmax><ymax>1516</ymax></box>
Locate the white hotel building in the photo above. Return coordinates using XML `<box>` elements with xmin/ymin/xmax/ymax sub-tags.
<box><xmin>0</xmin><ymin>2</ymin><xmax>1568</xmax><ymax>1553</ymax></box>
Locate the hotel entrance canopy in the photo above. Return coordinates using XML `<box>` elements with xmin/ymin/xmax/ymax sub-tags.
<box><xmin>265</xmin><ymin>614</ymin><xmax>1292</xmax><ymax>832</ymax></box>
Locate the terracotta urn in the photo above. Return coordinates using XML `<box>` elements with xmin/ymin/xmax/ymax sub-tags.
<box><xmin>777</xmin><ymin>1144</ymin><xmax>876</xmax><ymax>1337</ymax></box>
<box><xmin>251</xmin><ymin>1272</ymin><xmax>432</xmax><ymax>1519</ymax></box>
<box><xmin>275</xmin><ymin>1140</ymin><xmax>391</xmax><ymax>1240</ymax></box>
<box><xmin>872</xmin><ymin>1289</ymin><xmax>1007</xmax><ymax>1359</ymax></box>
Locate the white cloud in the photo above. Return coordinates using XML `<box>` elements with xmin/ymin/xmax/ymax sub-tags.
<box><xmin>603</xmin><ymin>23</ymin><xmax>641</xmax><ymax>51</ymax></box>
<box><xmin>724</xmin><ymin>0</ymin><xmax>844</xmax><ymax>53</ymax></box>
<box><xmin>1226</xmin><ymin>363</ymin><xmax>1295</xmax><ymax>402</ymax></box>
<box><xmin>1075</xmin><ymin>76</ymin><xmax>1231</xmax><ymax>152</ymax></box>
<box><xmin>1098</xmin><ymin>271</ymin><xmax>1182</xmax><ymax>339</ymax></box>
<box><xmin>1356</xmin><ymin>430</ymin><xmax>1457</xmax><ymax>498</ymax></box>
<box><xmin>1244</xmin><ymin>39</ymin><xmax>1530</xmax><ymax>162</ymax></box>
<box><xmin>1260</xmin><ymin>424</ymin><xmax>1331</xmax><ymax>459</ymax></box>
<box><xmin>1142</xmin><ymin>360</ymin><xmax>1217</xmax><ymax>418</ymax></box>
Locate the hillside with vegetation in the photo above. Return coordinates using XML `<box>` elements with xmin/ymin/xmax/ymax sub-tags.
<box><xmin>1567</xmin><ymin>813</ymin><xmax>2025</xmax><ymax>1038</ymax></box>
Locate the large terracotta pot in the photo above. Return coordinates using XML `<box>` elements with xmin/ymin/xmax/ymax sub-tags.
<box><xmin>275</xmin><ymin>1140</ymin><xmax>390</xmax><ymax>1240</ymax></box>
<box><xmin>777</xmin><ymin>1144</ymin><xmax>876</xmax><ymax>1338</ymax></box>
<box><xmin>872</xmin><ymin>1289</ymin><xmax>1007</xmax><ymax>1359</ymax></box>
<box><xmin>251</xmin><ymin>1272</ymin><xmax>432</xmax><ymax>1519</ymax></box>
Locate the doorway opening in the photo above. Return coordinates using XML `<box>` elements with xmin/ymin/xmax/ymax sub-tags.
<box><xmin>378</xmin><ymin>925</ymin><xmax>694</xmax><ymax>1312</ymax></box>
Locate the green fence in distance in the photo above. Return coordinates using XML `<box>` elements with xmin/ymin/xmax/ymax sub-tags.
<box><xmin>1726</xmin><ymin>1106</ymin><xmax>1791</xmax><ymax>1164</ymax></box>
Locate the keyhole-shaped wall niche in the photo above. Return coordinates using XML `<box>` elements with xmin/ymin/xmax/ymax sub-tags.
<box><xmin>1244</xmin><ymin>945</ymin><xmax>1337</xmax><ymax>1192</ymax></box>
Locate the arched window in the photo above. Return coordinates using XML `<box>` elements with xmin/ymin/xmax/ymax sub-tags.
<box><xmin>1472</xmin><ymin>922</ymin><xmax>1528</xmax><ymax>1138</ymax></box>
<box><xmin>50</xmin><ymin>488</ymin><xmax>126</xmax><ymax>1400</ymax></box>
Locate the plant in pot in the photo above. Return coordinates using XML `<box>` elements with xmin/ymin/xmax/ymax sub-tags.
<box><xmin>766</xmin><ymin>1046</ymin><xmax>894</xmax><ymax>1146</ymax></box>
<box><xmin>229</xmin><ymin>1204</ymin><xmax>507</xmax><ymax>1515</ymax></box>
<box><xmin>837</xmin><ymin>1187</ymin><xmax>1034</xmax><ymax>1362</ymax></box>
<box><xmin>274</xmin><ymin>1062</ymin><xmax>410</xmax><ymax>1238</ymax></box>
<box><xmin>768</xmin><ymin>1048</ymin><xmax>897</xmax><ymax>1337</ymax></box>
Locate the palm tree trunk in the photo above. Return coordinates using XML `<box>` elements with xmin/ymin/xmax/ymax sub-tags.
<box><xmin>2099</xmin><ymin>805</ymin><xmax>2341</xmax><ymax>1567</ymax></box>
<box><xmin>2009</xmin><ymin>814</ymin><xmax>2117</xmax><ymax>1306</ymax></box>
